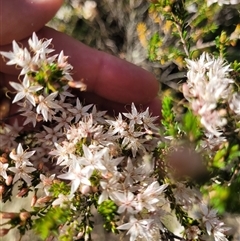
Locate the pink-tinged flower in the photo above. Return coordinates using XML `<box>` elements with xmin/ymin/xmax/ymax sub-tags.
<box><xmin>79</xmin><ymin>145</ymin><xmax>106</xmax><ymax>178</ymax></box>
<box><xmin>49</xmin><ymin>142</ymin><xmax>75</xmax><ymax>166</ymax></box>
<box><xmin>0</xmin><ymin>41</ymin><xmax>31</xmax><ymax>70</ymax></box>
<box><xmin>53</xmin><ymin>111</ymin><xmax>74</xmax><ymax>130</ymax></box>
<box><xmin>136</xmin><ymin>181</ymin><xmax>168</xmax><ymax>212</ymax></box>
<box><xmin>185</xmin><ymin>226</ymin><xmax>201</xmax><ymax>240</ymax></box>
<box><xmin>112</xmin><ymin>191</ymin><xmax>137</xmax><ymax>214</ymax></box>
<box><xmin>52</xmin><ymin>194</ymin><xmax>74</xmax><ymax>208</ymax></box>
<box><xmin>123</xmin><ymin>158</ymin><xmax>148</xmax><ymax>187</ymax></box>
<box><xmin>184</xmin><ymin>52</ymin><xmax>234</xmax><ymax>137</ymax></box>
<box><xmin>36</xmin><ymin>92</ymin><xmax>62</xmax><ymax>121</ymax></box>
<box><xmin>28</xmin><ymin>32</ymin><xmax>54</xmax><ymax>60</ymax></box>
<box><xmin>35</xmin><ymin>174</ymin><xmax>56</xmax><ymax>195</ymax></box>
<box><xmin>9</xmin><ymin>143</ymin><xmax>35</xmax><ymax>168</ymax></box>
<box><xmin>0</xmin><ymin>162</ymin><xmax>9</xmax><ymax>180</ymax></box>
<box><xmin>57</xmin><ymin>50</ymin><xmax>73</xmax><ymax>81</ymax></box>
<box><xmin>121</xmin><ymin>126</ymin><xmax>146</xmax><ymax>157</ymax></box>
<box><xmin>101</xmin><ymin>150</ymin><xmax>124</xmax><ymax>175</ymax></box>
<box><xmin>91</xmin><ymin>105</ymin><xmax>107</xmax><ymax>123</ymax></box>
<box><xmin>173</xmin><ymin>182</ymin><xmax>200</xmax><ymax>209</ymax></box>
<box><xmin>98</xmin><ymin>177</ymin><xmax>121</xmax><ymax>204</ymax></box>
<box><xmin>117</xmin><ymin>216</ymin><xmax>154</xmax><ymax>241</ymax></box>
<box><xmin>57</xmin><ymin>162</ymin><xmax>91</xmax><ymax>195</ymax></box>
<box><xmin>123</xmin><ymin>103</ymin><xmax>143</xmax><ymax>128</ymax></box>
<box><xmin>78</xmin><ymin>114</ymin><xmax>100</xmax><ymax>135</ymax></box>
<box><xmin>20</xmin><ymin>109</ymin><xmax>38</xmax><ymax>127</ymax></box>
<box><xmin>9</xmin><ymin>75</ymin><xmax>43</xmax><ymax>106</ymax></box>
<box><xmin>42</xmin><ymin>125</ymin><xmax>63</xmax><ymax>144</ymax></box>
<box><xmin>196</xmin><ymin>204</ymin><xmax>219</xmax><ymax>235</ymax></box>
<box><xmin>8</xmin><ymin>164</ymin><xmax>36</xmax><ymax>186</ymax></box>
<box><xmin>213</xmin><ymin>222</ymin><xmax>231</xmax><ymax>241</ymax></box>
<box><xmin>68</xmin><ymin>98</ymin><xmax>92</xmax><ymax>122</ymax></box>
<box><xmin>229</xmin><ymin>92</ymin><xmax>240</xmax><ymax>115</ymax></box>
<box><xmin>68</xmin><ymin>115</ymin><xmax>99</xmax><ymax>141</ymax></box>
<box><xmin>106</xmin><ymin>113</ymin><xmax>128</xmax><ymax>136</ymax></box>
<box><xmin>141</xmin><ymin>107</ymin><xmax>159</xmax><ymax>132</ymax></box>
<box><xmin>0</xmin><ymin>122</ymin><xmax>20</xmax><ymax>150</ymax></box>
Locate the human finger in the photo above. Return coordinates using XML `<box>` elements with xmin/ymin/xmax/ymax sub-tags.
<box><xmin>0</xmin><ymin>0</ymin><xmax>63</xmax><ymax>45</ymax></box>
<box><xmin>0</xmin><ymin>27</ymin><xmax>159</xmax><ymax>106</ymax></box>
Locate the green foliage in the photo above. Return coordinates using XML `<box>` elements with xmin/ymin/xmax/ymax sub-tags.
<box><xmin>205</xmin><ymin>142</ymin><xmax>240</xmax><ymax>213</ymax></box>
<box><xmin>148</xmin><ymin>33</ymin><xmax>161</xmax><ymax>61</ymax></box>
<box><xmin>182</xmin><ymin>110</ymin><xmax>202</xmax><ymax>142</ymax></box>
<box><xmin>231</xmin><ymin>60</ymin><xmax>240</xmax><ymax>84</ymax></box>
<box><xmin>97</xmin><ymin>200</ymin><xmax>119</xmax><ymax>233</ymax></box>
<box><xmin>161</xmin><ymin>95</ymin><xmax>179</xmax><ymax>137</ymax></box>
<box><xmin>49</xmin><ymin>181</ymin><xmax>70</xmax><ymax>198</ymax></box>
<box><xmin>147</xmin><ymin>0</ymin><xmax>238</xmax><ymax>66</ymax></box>
<box><xmin>33</xmin><ymin>207</ymin><xmax>72</xmax><ymax>240</ymax></box>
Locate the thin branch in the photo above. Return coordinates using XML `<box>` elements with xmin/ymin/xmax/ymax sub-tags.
<box><xmin>190</xmin><ymin>41</ymin><xmax>216</xmax><ymax>52</ymax></box>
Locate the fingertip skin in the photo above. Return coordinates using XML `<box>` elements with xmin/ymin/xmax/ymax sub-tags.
<box><xmin>38</xmin><ymin>27</ymin><xmax>159</xmax><ymax>104</ymax></box>
<box><xmin>0</xmin><ymin>26</ymin><xmax>159</xmax><ymax>105</ymax></box>
<box><xmin>0</xmin><ymin>0</ymin><xmax>161</xmax><ymax>117</ymax></box>
<box><xmin>0</xmin><ymin>0</ymin><xmax>63</xmax><ymax>45</ymax></box>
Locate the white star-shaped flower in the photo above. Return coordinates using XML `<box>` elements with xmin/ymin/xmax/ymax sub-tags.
<box><xmin>10</xmin><ymin>75</ymin><xmax>43</xmax><ymax>106</ymax></box>
<box><xmin>9</xmin><ymin>143</ymin><xmax>35</xmax><ymax>168</ymax></box>
<box><xmin>8</xmin><ymin>164</ymin><xmax>36</xmax><ymax>186</ymax></box>
<box><xmin>36</xmin><ymin>92</ymin><xmax>62</xmax><ymax>121</ymax></box>
<box><xmin>28</xmin><ymin>32</ymin><xmax>54</xmax><ymax>60</ymax></box>
<box><xmin>0</xmin><ymin>162</ymin><xmax>9</xmax><ymax>180</ymax></box>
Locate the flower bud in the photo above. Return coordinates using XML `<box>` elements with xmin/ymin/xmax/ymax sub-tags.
<box><xmin>0</xmin><ymin>228</ymin><xmax>10</xmax><ymax>237</ymax></box>
<box><xmin>1</xmin><ymin>153</ymin><xmax>8</xmax><ymax>159</ymax></box>
<box><xmin>0</xmin><ymin>156</ymin><xmax>8</xmax><ymax>164</ymax></box>
<box><xmin>0</xmin><ymin>185</ymin><xmax>5</xmax><ymax>197</ymax></box>
<box><xmin>38</xmin><ymin>162</ymin><xmax>44</xmax><ymax>171</ymax></box>
<box><xmin>0</xmin><ymin>212</ymin><xmax>18</xmax><ymax>219</ymax></box>
<box><xmin>19</xmin><ymin>211</ymin><xmax>31</xmax><ymax>222</ymax></box>
<box><xmin>220</xmin><ymin>31</ymin><xmax>227</xmax><ymax>44</ymax></box>
<box><xmin>91</xmin><ymin>186</ymin><xmax>98</xmax><ymax>193</ymax></box>
<box><xmin>36</xmin><ymin>196</ymin><xmax>52</xmax><ymax>204</ymax></box>
<box><xmin>76</xmin><ymin>231</ymin><xmax>84</xmax><ymax>239</ymax></box>
<box><xmin>80</xmin><ymin>185</ymin><xmax>91</xmax><ymax>195</ymax></box>
<box><xmin>16</xmin><ymin>188</ymin><xmax>29</xmax><ymax>197</ymax></box>
<box><xmin>5</xmin><ymin>175</ymin><xmax>13</xmax><ymax>186</ymax></box>
<box><xmin>31</xmin><ymin>194</ymin><xmax>37</xmax><ymax>207</ymax></box>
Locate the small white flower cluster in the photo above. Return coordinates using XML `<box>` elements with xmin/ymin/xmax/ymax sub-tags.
<box><xmin>0</xmin><ymin>33</ymin><xmax>230</xmax><ymax>241</ymax></box>
<box><xmin>207</xmin><ymin>0</ymin><xmax>240</xmax><ymax>6</ymax></box>
<box><xmin>183</xmin><ymin>52</ymin><xmax>236</xmax><ymax>137</ymax></box>
<box><xmin>0</xmin><ymin>32</ymin><xmax>73</xmax><ymax>124</ymax></box>
<box><xmin>195</xmin><ymin>204</ymin><xmax>231</xmax><ymax>241</ymax></box>
<box><xmin>47</xmin><ymin>103</ymin><xmax>168</xmax><ymax>240</ymax></box>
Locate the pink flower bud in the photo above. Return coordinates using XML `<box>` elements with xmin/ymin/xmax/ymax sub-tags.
<box><xmin>0</xmin><ymin>228</ymin><xmax>10</xmax><ymax>237</ymax></box>
<box><xmin>16</xmin><ymin>188</ymin><xmax>29</xmax><ymax>197</ymax></box>
<box><xmin>5</xmin><ymin>175</ymin><xmax>13</xmax><ymax>186</ymax></box>
<box><xmin>0</xmin><ymin>185</ymin><xmax>5</xmax><ymax>196</ymax></box>
<box><xmin>80</xmin><ymin>185</ymin><xmax>91</xmax><ymax>195</ymax></box>
<box><xmin>31</xmin><ymin>195</ymin><xmax>37</xmax><ymax>207</ymax></box>
<box><xmin>36</xmin><ymin>196</ymin><xmax>52</xmax><ymax>204</ymax></box>
<box><xmin>0</xmin><ymin>156</ymin><xmax>8</xmax><ymax>164</ymax></box>
<box><xmin>0</xmin><ymin>212</ymin><xmax>18</xmax><ymax>219</ymax></box>
<box><xmin>19</xmin><ymin>211</ymin><xmax>31</xmax><ymax>222</ymax></box>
